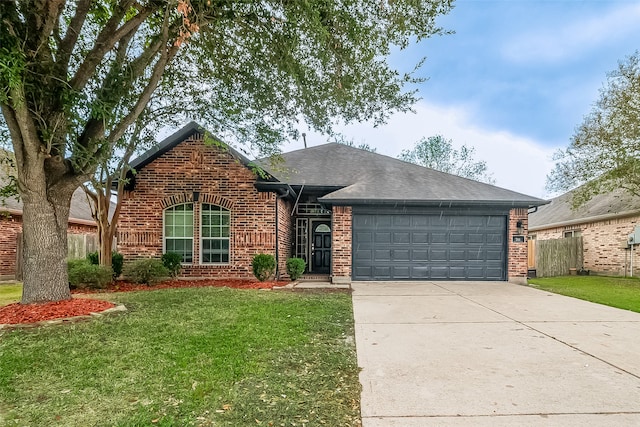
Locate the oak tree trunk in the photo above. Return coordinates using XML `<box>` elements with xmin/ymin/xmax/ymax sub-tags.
<box><xmin>20</xmin><ymin>190</ymin><xmax>74</xmax><ymax>304</ymax></box>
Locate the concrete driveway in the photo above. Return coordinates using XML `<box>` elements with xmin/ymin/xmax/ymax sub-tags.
<box><xmin>352</xmin><ymin>281</ymin><xmax>640</xmax><ymax>426</ymax></box>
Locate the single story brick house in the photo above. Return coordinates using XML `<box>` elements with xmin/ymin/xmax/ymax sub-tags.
<box><xmin>529</xmin><ymin>188</ymin><xmax>640</xmax><ymax>276</ymax></box>
<box><xmin>117</xmin><ymin>122</ymin><xmax>545</xmax><ymax>284</ymax></box>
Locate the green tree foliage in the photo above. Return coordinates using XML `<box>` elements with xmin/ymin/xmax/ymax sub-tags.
<box><xmin>0</xmin><ymin>0</ymin><xmax>452</xmax><ymax>303</ymax></box>
<box><xmin>399</xmin><ymin>135</ymin><xmax>495</xmax><ymax>184</ymax></box>
<box><xmin>548</xmin><ymin>51</ymin><xmax>640</xmax><ymax>207</ymax></box>
<box><xmin>331</xmin><ymin>134</ymin><xmax>377</xmax><ymax>153</ymax></box>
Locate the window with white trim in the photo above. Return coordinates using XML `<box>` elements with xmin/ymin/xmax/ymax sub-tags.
<box><xmin>164</xmin><ymin>203</ymin><xmax>194</xmax><ymax>263</ymax></box>
<box><xmin>201</xmin><ymin>204</ymin><xmax>230</xmax><ymax>263</ymax></box>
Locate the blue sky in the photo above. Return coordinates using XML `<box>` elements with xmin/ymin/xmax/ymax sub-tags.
<box><xmin>284</xmin><ymin>0</ymin><xmax>640</xmax><ymax>198</ymax></box>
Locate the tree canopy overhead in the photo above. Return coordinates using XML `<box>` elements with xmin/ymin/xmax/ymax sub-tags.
<box><xmin>548</xmin><ymin>51</ymin><xmax>640</xmax><ymax>206</ymax></box>
<box><xmin>0</xmin><ymin>0</ymin><xmax>453</xmax><ymax>303</ymax></box>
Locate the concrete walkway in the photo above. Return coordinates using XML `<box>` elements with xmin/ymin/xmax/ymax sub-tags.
<box><xmin>352</xmin><ymin>281</ymin><xmax>640</xmax><ymax>426</ymax></box>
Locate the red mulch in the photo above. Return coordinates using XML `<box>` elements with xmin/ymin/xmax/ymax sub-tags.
<box><xmin>0</xmin><ymin>279</ymin><xmax>288</xmax><ymax>326</ymax></box>
<box><xmin>0</xmin><ymin>298</ymin><xmax>116</xmax><ymax>325</ymax></box>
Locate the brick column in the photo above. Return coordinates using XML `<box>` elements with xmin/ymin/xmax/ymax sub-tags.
<box><xmin>331</xmin><ymin>206</ymin><xmax>352</xmax><ymax>284</ymax></box>
<box><xmin>508</xmin><ymin>208</ymin><xmax>528</xmax><ymax>284</ymax></box>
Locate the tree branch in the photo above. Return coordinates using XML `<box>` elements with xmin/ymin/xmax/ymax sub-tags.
<box><xmin>58</xmin><ymin>0</ymin><xmax>92</xmax><ymax>70</ymax></box>
<box><xmin>69</xmin><ymin>1</ymin><xmax>153</xmax><ymax>91</ymax></box>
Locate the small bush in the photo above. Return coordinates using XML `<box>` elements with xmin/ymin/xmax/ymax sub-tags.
<box><xmin>112</xmin><ymin>252</ymin><xmax>124</xmax><ymax>277</ymax></box>
<box><xmin>67</xmin><ymin>259</ymin><xmax>113</xmax><ymax>289</ymax></box>
<box><xmin>252</xmin><ymin>253</ymin><xmax>276</xmax><ymax>282</ymax></box>
<box><xmin>86</xmin><ymin>251</ymin><xmax>99</xmax><ymax>265</ymax></box>
<box><xmin>162</xmin><ymin>252</ymin><xmax>182</xmax><ymax>277</ymax></box>
<box><xmin>123</xmin><ymin>258</ymin><xmax>169</xmax><ymax>285</ymax></box>
<box><xmin>87</xmin><ymin>251</ymin><xmax>125</xmax><ymax>278</ymax></box>
<box><xmin>286</xmin><ymin>257</ymin><xmax>306</xmax><ymax>280</ymax></box>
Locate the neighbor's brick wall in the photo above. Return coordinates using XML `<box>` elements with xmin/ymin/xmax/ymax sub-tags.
<box><xmin>0</xmin><ymin>214</ymin><xmax>21</xmax><ymax>279</ymax></box>
<box><xmin>276</xmin><ymin>197</ymin><xmax>293</xmax><ymax>280</ymax></box>
<box><xmin>508</xmin><ymin>208</ymin><xmax>528</xmax><ymax>283</ymax></box>
<box><xmin>331</xmin><ymin>206</ymin><xmax>352</xmax><ymax>283</ymax></box>
<box><xmin>117</xmin><ymin>133</ymin><xmax>278</xmax><ymax>279</ymax></box>
<box><xmin>532</xmin><ymin>214</ymin><xmax>640</xmax><ymax>276</ymax></box>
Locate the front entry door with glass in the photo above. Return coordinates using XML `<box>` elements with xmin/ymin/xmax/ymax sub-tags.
<box><xmin>311</xmin><ymin>222</ymin><xmax>331</xmax><ymax>273</ymax></box>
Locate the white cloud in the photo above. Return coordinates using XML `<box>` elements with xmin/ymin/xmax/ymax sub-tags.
<box><xmin>502</xmin><ymin>3</ymin><xmax>640</xmax><ymax>64</ymax></box>
<box><xmin>284</xmin><ymin>101</ymin><xmax>558</xmax><ymax>199</ymax></box>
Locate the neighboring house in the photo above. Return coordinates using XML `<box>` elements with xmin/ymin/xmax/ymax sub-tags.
<box><xmin>529</xmin><ymin>189</ymin><xmax>640</xmax><ymax>276</ymax></box>
<box><xmin>0</xmin><ymin>175</ymin><xmax>99</xmax><ymax>280</ymax></box>
<box><xmin>117</xmin><ymin>122</ymin><xmax>545</xmax><ymax>284</ymax></box>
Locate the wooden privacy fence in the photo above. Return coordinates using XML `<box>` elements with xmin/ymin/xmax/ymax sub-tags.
<box><xmin>15</xmin><ymin>232</ymin><xmax>98</xmax><ymax>280</ymax></box>
<box><xmin>534</xmin><ymin>236</ymin><xmax>583</xmax><ymax>278</ymax></box>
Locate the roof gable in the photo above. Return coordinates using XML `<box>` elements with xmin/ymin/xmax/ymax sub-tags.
<box><xmin>126</xmin><ymin>122</ymin><xmax>276</xmax><ymax>190</ymax></box>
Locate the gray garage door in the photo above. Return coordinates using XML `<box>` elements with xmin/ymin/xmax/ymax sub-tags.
<box><xmin>352</xmin><ymin>213</ymin><xmax>507</xmax><ymax>280</ymax></box>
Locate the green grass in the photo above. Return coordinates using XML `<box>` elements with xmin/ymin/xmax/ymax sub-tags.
<box><xmin>0</xmin><ymin>283</ymin><xmax>22</xmax><ymax>306</ymax></box>
<box><xmin>528</xmin><ymin>275</ymin><xmax>640</xmax><ymax>313</ymax></box>
<box><xmin>0</xmin><ymin>287</ymin><xmax>360</xmax><ymax>426</ymax></box>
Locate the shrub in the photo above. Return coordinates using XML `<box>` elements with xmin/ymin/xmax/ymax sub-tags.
<box><xmin>162</xmin><ymin>252</ymin><xmax>182</xmax><ymax>277</ymax></box>
<box><xmin>67</xmin><ymin>259</ymin><xmax>113</xmax><ymax>289</ymax></box>
<box><xmin>86</xmin><ymin>251</ymin><xmax>99</xmax><ymax>265</ymax></box>
<box><xmin>111</xmin><ymin>252</ymin><xmax>124</xmax><ymax>277</ymax></box>
<box><xmin>286</xmin><ymin>257</ymin><xmax>306</xmax><ymax>280</ymax></box>
<box><xmin>87</xmin><ymin>251</ymin><xmax>125</xmax><ymax>278</ymax></box>
<box><xmin>123</xmin><ymin>258</ymin><xmax>169</xmax><ymax>285</ymax></box>
<box><xmin>252</xmin><ymin>253</ymin><xmax>276</xmax><ymax>282</ymax></box>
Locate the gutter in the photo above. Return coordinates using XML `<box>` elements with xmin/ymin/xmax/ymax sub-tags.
<box><xmin>317</xmin><ymin>198</ymin><xmax>547</xmax><ymax>209</ymax></box>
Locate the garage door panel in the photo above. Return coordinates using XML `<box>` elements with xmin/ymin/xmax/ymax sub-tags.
<box><xmin>394</xmin><ymin>250</ymin><xmax>410</xmax><ymax>261</ymax></box>
<box><xmin>468</xmin><ymin>233</ymin><xmax>485</xmax><ymax>244</ymax></box>
<box><xmin>450</xmin><ymin>233</ymin><xmax>466</xmax><ymax>244</ymax></box>
<box><xmin>430</xmin><ymin>267</ymin><xmax>449</xmax><ymax>279</ymax></box>
<box><xmin>413</xmin><ymin>249</ymin><xmax>429</xmax><ymax>261</ymax></box>
<box><xmin>487</xmin><ymin>233</ymin><xmax>504</xmax><ymax>244</ymax></box>
<box><xmin>412</xmin><ymin>216</ymin><xmax>429</xmax><ymax>227</ymax></box>
<box><xmin>431</xmin><ymin>233</ymin><xmax>447</xmax><ymax>243</ymax></box>
<box><xmin>412</xmin><ymin>233</ymin><xmax>429</xmax><ymax>244</ymax></box>
<box><xmin>394</xmin><ymin>232</ymin><xmax>411</xmax><ymax>244</ymax></box>
<box><xmin>430</xmin><ymin>249</ymin><xmax>447</xmax><ymax>261</ymax></box>
<box><xmin>449</xmin><ymin>266</ymin><xmax>467</xmax><ymax>279</ymax></box>
<box><xmin>353</xmin><ymin>212</ymin><xmax>507</xmax><ymax>281</ymax></box>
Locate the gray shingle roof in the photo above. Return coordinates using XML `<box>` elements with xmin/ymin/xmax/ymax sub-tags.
<box><xmin>263</xmin><ymin>143</ymin><xmax>546</xmax><ymax>207</ymax></box>
<box><xmin>529</xmin><ymin>188</ymin><xmax>640</xmax><ymax>230</ymax></box>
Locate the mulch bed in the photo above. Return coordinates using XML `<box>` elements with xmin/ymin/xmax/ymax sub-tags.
<box><xmin>0</xmin><ymin>279</ymin><xmax>289</xmax><ymax>325</ymax></box>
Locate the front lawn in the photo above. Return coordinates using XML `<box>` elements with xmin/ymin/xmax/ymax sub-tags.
<box><xmin>0</xmin><ymin>287</ymin><xmax>361</xmax><ymax>426</ymax></box>
<box><xmin>0</xmin><ymin>283</ymin><xmax>22</xmax><ymax>306</ymax></box>
<box><xmin>528</xmin><ymin>275</ymin><xmax>640</xmax><ymax>313</ymax></box>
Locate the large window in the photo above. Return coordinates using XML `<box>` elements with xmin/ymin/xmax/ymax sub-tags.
<box><xmin>201</xmin><ymin>204</ymin><xmax>230</xmax><ymax>263</ymax></box>
<box><xmin>164</xmin><ymin>203</ymin><xmax>194</xmax><ymax>263</ymax></box>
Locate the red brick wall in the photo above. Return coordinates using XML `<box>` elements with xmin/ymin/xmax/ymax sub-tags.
<box><xmin>532</xmin><ymin>214</ymin><xmax>640</xmax><ymax>276</ymax></box>
<box><xmin>508</xmin><ymin>208</ymin><xmax>528</xmax><ymax>283</ymax></box>
<box><xmin>0</xmin><ymin>214</ymin><xmax>21</xmax><ymax>279</ymax></box>
<box><xmin>117</xmin><ymin>133</ymin><xmax>280</xmax><ymax>279</ymax></box>
<box><xmin>276</xmin><ymin>198</ymin><xmax>293</xmax><ymax>280</ymax></box>
<box><xmin>331</xmin><ymin>206</ymin><xmax>352</xmax><ymax>283</ymax></box>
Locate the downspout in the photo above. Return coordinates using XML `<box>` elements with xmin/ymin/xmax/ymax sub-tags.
<box><xmin>275</xmin><ymin>188</ymin><xmax>290</xmax><ymax>279</ymax></box>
